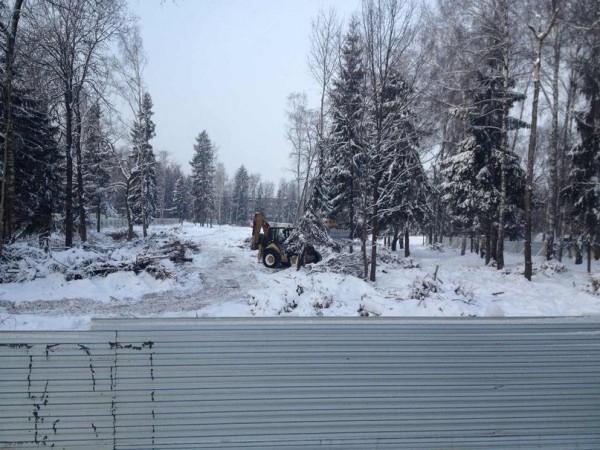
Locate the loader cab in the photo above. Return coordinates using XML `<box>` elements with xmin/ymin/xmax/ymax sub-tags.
<box><xmin>269</xmin><ymin>227</ymin><xmax>292</xmax><ymax>245</ymax></box>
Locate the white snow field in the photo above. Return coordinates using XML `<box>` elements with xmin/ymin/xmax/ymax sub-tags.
<box><xmin>0</xmin><ymin>223</ymin><xmax>599</xmax><ymax>330</ymax></box>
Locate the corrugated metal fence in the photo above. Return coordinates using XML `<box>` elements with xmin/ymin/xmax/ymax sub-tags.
<box><xmin>1</xmin><ymin>317</ymin><xmax>599</xmax><ymax>449</ymax></box>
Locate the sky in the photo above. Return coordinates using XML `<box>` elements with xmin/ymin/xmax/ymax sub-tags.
<box><xmin>127</xmin><ymin>0</ymin><xmax>362</xmax><ymax>181</ymax></box>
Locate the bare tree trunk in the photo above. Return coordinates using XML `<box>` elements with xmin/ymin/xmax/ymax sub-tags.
<box><xmin>126</xmin><ymin>179</ymin><xmax>134</xmax><ymax>240</ymax></box>
<box><xmin>524</xmin><ymin>5</ymin><xmax>557</xmax><ymax>281</ymax></box>
<box><xmin>75</xmin><ymin>98</ymin><xmax>87</xmax><ymax>242</ymax></box>
<box><xmin>491</xmin><ymin>227</ymin><xmax>498</xmax><ymax>262</ymax></box>
<box><xmin>391</xmin><ymin>226</ymin><xmax>399</xmax><ymax>251</ymax></box>
<box><xmin>547</xmin><ymin>27</ymin><xmax>562</xmax><ymax>260</ymax></box>
<box><xmin>404</xmin><ymin>228</ymin><xmax>410</xmax><ymax>258</ymax></box>
<box><xmin>0</xmin><ymin>0</ymin><xmax>24</xmax><ymax>252</ymax></box>
<box><xmin>433</xmin><ymin>115</ymin><xmax>448</xmax><ymax>246</ymax></box>
<box><xmin>349</xmin><ymin>161</ymin><xmax>355</xmax><ymax>254</ymax></box>
<box><xmin>485</xmin><ymin>230</ymin><xmax>491</xmax><ymax>266</ymax></box>
<box><xmin>369</xmin><ymin>173</ymin><xmax>381</xmax><ymax>282</ymax></box>
<box><xmin>96</xmin><ymin>204</ymin><xmax>101</xmax><ymax>233</ymax></box>
<box><xmin>141</xmin><ymin>165</ymin><xmax>148</xmax><ymax>238</ymax></box>
<box><xmin>558</xmin><ymin>52</ymin><xmax>578</xmax><ymax>263</ymax></box>
<box><xmin>65</xmin><ymin>91</ymin><xmax>74</xmax><ymax>247</ymax></box>
<box><xmin>496</xmin><ymin>0</ymin><xmax>510</xmax><ymax>270</ymax></box>
<box><xmin>361</xmin><ymin>203</ymin><xmax>368</xmax><ymax>280</ymax></box>
<box><xmin>461</xmin><ymin>234</ymin><xmax>467</xmax><ymax>256</ymax></box>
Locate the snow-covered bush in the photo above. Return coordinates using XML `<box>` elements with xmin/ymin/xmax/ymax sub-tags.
<box><xmin>313</xmin><ymin>295</ymin><xmax>333</xmax><ymax>315</ymax></box>
<box><xmin>539</xmin><ymin>261</ymin><xmax>567</xmax><ymax>274</ymax></box>
<box><xmin>409</xmin><ymin>276</ymin><xmax>441</xmax><ymax>300</ymax></box>
<box><xmin>502</xmin><ymin>261</ymin><xmax>567</xmax><ymax>276</ymax></box>
<box><xmin>451</xmin><ymin>282</ymin><xmax>474</xmax><ymax>303</ymax></box>
<box><xmin>587</xmin><ymin>274</ymin><xmax>600</xmax><ymax>296</ymax></box>
<box><xmin>429</xmin><ymin>243</ymin><xmax>445</xmax><ymax>252</ymax></box>
<box><xmin>378</xmin><ymin>249</ymin><xmax>420</xmax><ymax>268</ymax></box>
<box><xmin>310</xmin><ymin>251</ymin><xmax>365</xmax><ymax>277</ymax></box>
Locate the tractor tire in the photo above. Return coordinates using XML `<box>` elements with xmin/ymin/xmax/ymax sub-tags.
<box><xmin>263</xmin><ymin>249</ymin><xmax>280</xmax><ymax>269</ymax></box>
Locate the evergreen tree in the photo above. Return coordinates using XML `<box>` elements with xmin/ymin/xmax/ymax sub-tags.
<box><xmin>232</xmin><ymin>165</ymin><xmax>249</xmax><ymax>224</ymax></box>
<box><xmin>568</xmin><ymin>0</ymin><xmax>600</xmax><ymax>272</ymax></box>
<box><xmin>173</xmin><ymin>176</ymin><xmax>187</xmax><ymax>225</ymax></box>
<box><xmin>129</xmin><ymin>92</ymin><xmax>156</xmax><ymax>238</ymax></box>
<box><xmin>189</xmin><ymin>130</ymin><xmax>215</xmax><ymax>226</ymax></box>
<box><xmin>256</xmin><ymin>182</ymin><xmax>264</xmax><ymax>214</ymax></box>
<box><xmin>82</xmin><ymin>103</ymin><xmax>111</xmax><ymax>233</ymax></box>
<box><xmin>325</xmin><ymin>18</ymin><xmax>365</xmax><ymax>240</ymax></box>
<box><xmin>364</xmin><ymin>65</ymin><xmax>420</xmax><ymax>277</ymax></box>
<box><xmin>376</xmin><ymin>68</ymin><xmax>432</xmax><ymax>254</ymax></box>
<box><xmin>10</xmin><ymin>88</ymin><xmax>62</xmax><ymax>246</ymax></box>
<box><xmin>441</xmin><ymin>67</ymin><xmax>525</xmax><ymax>263</ymax></box>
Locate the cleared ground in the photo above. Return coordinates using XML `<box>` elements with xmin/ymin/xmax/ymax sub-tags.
<box><xmin>0</xmin><ymin>223</ymin><xmax>599</xmax><ymax>330</ymax></box>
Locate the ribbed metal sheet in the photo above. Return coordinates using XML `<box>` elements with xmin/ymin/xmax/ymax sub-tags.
<box><xmin>2</xmin><ymin>317</ymin><xmax>599</xmax><ymax>449</ymax></box>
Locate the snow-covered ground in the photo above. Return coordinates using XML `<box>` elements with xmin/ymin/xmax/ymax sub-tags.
<box><xmin>1</xmin><ymin>223</ymin><xmax>599</xmax><ymax>330</ymax></box>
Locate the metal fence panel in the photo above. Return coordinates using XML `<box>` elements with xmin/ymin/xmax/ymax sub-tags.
<box><xmin>2</xmin><ymin>318</ymin><xmax>600</xmax><ymax>449</ymax></box>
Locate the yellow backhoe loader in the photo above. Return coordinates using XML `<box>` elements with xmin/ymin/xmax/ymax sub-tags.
<box><xmin>251</xmin><ymin>212</ymin><xmax>321</xmax><ymax>268</ymax></box>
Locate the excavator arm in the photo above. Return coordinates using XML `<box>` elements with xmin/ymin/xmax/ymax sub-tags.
<box><xmin>251</xmin><ymin>212</ymin><xmax>270</xmax><ymax>261</ymax></box>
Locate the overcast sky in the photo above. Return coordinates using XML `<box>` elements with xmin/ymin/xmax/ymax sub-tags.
<box><xmin>127</xmin><ymin>0</ymin><xmax>362</xmax><ymax>182</ymax></box>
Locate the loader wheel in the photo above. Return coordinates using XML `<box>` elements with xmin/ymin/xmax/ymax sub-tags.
<box><xmin>263</xmin><ymin>249</ymin><xmax>280</xmax><ymax>269</ymax></box>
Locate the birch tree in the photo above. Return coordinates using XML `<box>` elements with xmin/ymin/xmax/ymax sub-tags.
<box><xmin>524</xmin><ymin>0</ymin><xmax>559</xmax><ymax>280</ymax></box>
<box><xmin>307</xmin><ymin>7</ymin><xmax>340</xmax><ymax>212</ymax></box>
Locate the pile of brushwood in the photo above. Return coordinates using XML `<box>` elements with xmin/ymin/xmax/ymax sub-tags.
<box><xmin>0</xmin><ymin>237</ymin><xmax>198</xmax><ymax>283</ymax></box>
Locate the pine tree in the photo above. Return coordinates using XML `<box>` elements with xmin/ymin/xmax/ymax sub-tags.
<box><xmin>232</xmin><ymin>165</ymin><xmax>249</xmax><ymax>224</ymax></box>
<box><xmin>441</xmin><ymin>66</ymin><xmax>525</xmax><ymax>263</ymax></box>
<box><xmin>189</xmin><ymin>130</ymin><xmax>215</xmax><ymax>226</ymax></box>
<box><xmin>375</xmin><ymin>66</ymin><xmax>432</xmax><ymax>258</ymax></box>
<box><xmin>129</xmin><ymin>92</ymin><xmax>156</xmax><ymax>238</ymax></box>
<box><xmin>173</xmin><ymin>176</ymin><xmax>187</xmax><ymax>225</ymax></box>
<box><xmin>325</xmin><ymin>18</ymin><xmax>365</xmax><ymax>242</ymax></box>
<box><xmin>9</xmin><ymin>88</ymin><xmax>62</xmax><ymax>246</ymax></box>
<box><xmin>255</xmin><ymin>182</ymin><xmax>264</xmax><ymax>214</ymax></box>
<box><xmin>83</xmin><ymin>103</ymin><xmax>111</xmax><ymax>233</ymax></box>
<box><xmin>568</xmin><ymin>0</ymin><xmax>600</xmax><ymax>272</ymax></box>
<box><xmin>365</xmin><ymin>65</ymin><xmax>418</xmax><ymax>279</ymax></box>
